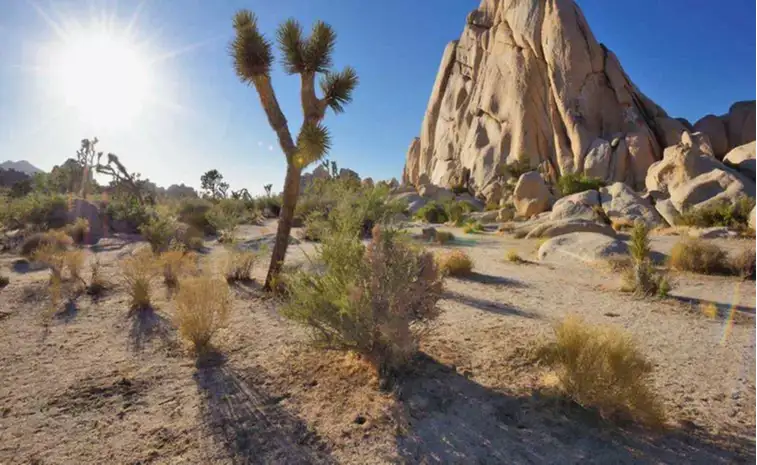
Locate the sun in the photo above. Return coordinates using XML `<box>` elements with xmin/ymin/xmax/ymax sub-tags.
<box><xmin>53</xmin><ymin>30</ymin><xmax>152</xmax><ymax>129</ymax></box>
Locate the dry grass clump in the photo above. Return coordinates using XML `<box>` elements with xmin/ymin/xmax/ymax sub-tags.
<box><xmin>437</xmin><ymin>250</ymin><xmax>473</xmax><ymax>277</ymax></box>
<box><xmin>506</xmin><ymin>249</ymin><xmax>524</xmax><ymax>263</ymax></box>
<box><xmin>173</xmin><ymin>274</ymin><xmax>232</xmax><ymax>353</ymax></box>
<box><xmin>611</xmin><ymin>218</ymin><xmax>635</xmax><ymax>232</ymax></box>
<box><xmin>86</xmin><ymin>259</ymin><xmax>107</xmax><ymax>297</ymax></box>
<box><xmin>160</xmin><ymin>250</ymin><xmax>198</xmax><ymax>288</ymax></box>
<box><xmin>223</xmin><ymin>249</ymin><xmax>257</xmax><ymax>282</ymax></box>
<box><xmin>622</xmin><ymin>222</ymin><xmax>670</xmax><ymax>297</ymax></box>
<box><xmin>21</xmin><ymin>229</ymin><xmax>73</xmax><ymax>258</ymax></box>
<box><xmin>434</xmin><ymin>230</ymin><xmax>454</xmax><ymax>245</ymax></box>
<box><xmin>537</xmin><ymin>316</ymin><xmax>665</xmax><ymax>427</ymax></box>
<box><xmin>65</xmin><ymin>217</ymin><xmax>90</xmax><ymax>244</ymax></box>
<box><xmin>700</xmin><ymin>302</ymin><xmax>719</xmax><ymax>319</ymax></box>
<box><xmin>668</xmin><ymin>238</ymin><xmax>729</xmax><ymax>275</ymax></box>
<box><xmin>730</xmin><ymin>247</ymin><xmax>755</xmax><ymax>280</ymax></box>
<box><xmin>282</xmin><ymin>225</ymin><xmax>444</xmax><ymax>385</ymax></box>
<box><xmin>120</xmin><ymin>248</ymin><xmax>160</xmax><ymax>310</ymax></box>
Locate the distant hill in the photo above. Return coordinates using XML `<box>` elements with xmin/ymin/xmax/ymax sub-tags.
<box><xmin>0</xmin><ymin>160</ymin><xmax>43</xmax><ymax>175</ymax></box>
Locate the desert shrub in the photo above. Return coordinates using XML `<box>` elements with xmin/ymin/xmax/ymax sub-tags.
<box><xmin>1</xmin><ymin>193</ymin><xmax>68</xmax><ymax>230</ymax></box>
<box><xmin>120</xmin><ymin>248</ymin><xmax>160</xmax><ymax>310</ymax></box>
<box><xmin>437</xmin><ymin>250</ymin><xmax>473</xmax><ymax>276</ymax></box>
<box><xmin>207</xmin><ymin>199</ymin><xmax>246</xmax><ymax>242</ymax></box>
<box><xmin>506</xmin><ymin>250</ymin><xmax>524</xmax><ymax>263</ymax></box>
<box><xmin>414</xmin><ymin>201</ymin><xmax>448</xmax><ymax>224</ymax></box>
<box><xmin>21</xmin><ymin>229</ymin><xmax>73</xmax><ymax>257</ymax></box>
<box><xmin>729</xmin><ymin>247</ymin><xmax>755</xmax><ymax>280</ymax></box>
<box><xmin>86</xmin><ymin>259</ymin><xmax>107</xmax><ymax>296</ymax></box>
<box><xmin>485</xmin><ymin>201</ymin><xmax>499</xmax><ymax>211</ymax></box>
<box><xmin>443</xmin><ymin>200</ymin><xmax>470</xmax><ymax>225</ymax></box>
<box><xmin>668</xmin><ymin>238</ymin><xmax>729</xmax><ymax>275</ymax></box>
<box><xmin>258</xmin><ymin>194</ymin><xmax>282</xmax><ymax>218</ymax></box>
<box><xmin>62</xmin><ymin>248</ymin><xmax>86</xmax><ymax>284</ymax></box>
<box><xmin>177</xmin><ymin>198</ymin><xmax>215</xmax><ymax>234</ymax></box>
<box><xmin>462</xmin><ymin>220</ymin><xmax>484</xmax><ymax>234</ymax></box>
<box><xmin>679</xmin><ymin>196</ymin><xmax>755</xmax><ymax>230</ymax></box>
<box><xmin>434</xmin><ymin>230</ymin><xmax>454</xmax><ymax>245</ymax></box>
<box><xmin>558</xmin><ymin>173</ymin><xmax>605</xmax><ymax>196</ymax></box>
<box><xmin>139</xmin><ymin>214</ymin><xmax>176</xmax><ymax>254</ymax></box>
<box><xmin>282</xmin><ymin>224</ymin><xmax>444</xmax><ymax>383</ymax></box>
<box><xmin>173</xmin><ymin>275</ymin><xmax>232</xmax><ymax>353</ymax></box>
<box><xmin>160</xmin><ymin>250</ymin><xmax>198</xmax><ymax>288</ymax></box>
<box><xmin>104</xmin><ymin>197</ymin><xmax>152</xmax><ymax>232</ymax></box>
<box><xmin>0</xmin><ymin>275</ymin><xmax>8</xmax><ymax>288</ymax></box>
<box><xmin>65</xmin><ymin>217</ymin><xmax>90</xmax><ymax>244</ymax></box>
<box><xmin>537</xmin><ymin>316</ymin><xmax>664</xmax><ymax>427</ymax></box>
<box><xmin>301</xmin><ymin>211</ymin><xmax>329</xmax><ymax>242</ymax></box>
<box><xmin>623</xmin><ymin>221</ymin><xmax>669</xmax><ymax>297</ymax></box>
<box><xmin>223</xmin><ymin>249</ymin><xmax>257</xmax><ymax>282</ymax></box>
<box><xmin>611</xmin><ymin>218</ymin><xmax>635</xmax><ymax>232</ymax></box>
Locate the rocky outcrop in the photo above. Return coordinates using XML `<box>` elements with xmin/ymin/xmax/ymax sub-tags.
<box><xmin>512</xmin><ymin>172</ymin><xmax>551</xmax><ymax>217</ymax></box>
<box><xmin>299</xmin><ymin>165</ymin><xmax>331</xmax><ymax>192</ymax></box>
<box><xmin>402</xmin><ymin>0</ymin><xmax>756</xmax><ymax>201</ymax></box>
<box><xmin>645</xmin><ymin>133</ymin><xmax>755</xmax><ymax>216</ymax></box>
<box><xmin>549</xmin><ymin>190</ymin><xmax>600</xmax><ymax>221</ymax></box>
<box><xmin>599</xmin><ymin>182</ymin><xmax>662</xmax><ymax>226</ymax></box>
<box><xmin>723</xmin><ymin>141</ymin><xmax>756</xmax><ymax>180</ymax></box>
<box><xmin>404</xmin><ymin>0</ymin><xmax>671</xmax><ymax>198</ymax></box>
<box><xmin>538</xmin><ymin>232</ymin><xmax>628</xmax><ymax>264</ymax></box>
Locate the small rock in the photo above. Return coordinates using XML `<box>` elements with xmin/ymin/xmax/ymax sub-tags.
<box><xmin>353</xmin><ymin>415</ymin><xmax>367</xmax><ymax>425</ymax></box>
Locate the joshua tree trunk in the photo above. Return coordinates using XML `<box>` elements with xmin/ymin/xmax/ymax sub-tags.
<box><xmin>264</xmin><ymin>163</ymin><xmax>301</xmax><ymax>290</ymax></box>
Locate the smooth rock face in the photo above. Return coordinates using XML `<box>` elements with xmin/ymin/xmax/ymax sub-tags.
<box><xmin>723</xmin><ymin>141</ymin><xmax>756</xmax><ymax>180</ymax></box>
<box><xmin>549</xmin><ymin>190</ymin><xmax>600</xmax><ymax>221</ymax></box>
<box><xmin>525</xmin><ymin>218</ymin><xmax>616</xmax><ymax>239</ymax></box>
<box><xmin>512</xmin><ymin>172</ymin><xmax>551</xmax><ymax>218</ymax></box>
<box><xmin>455</xmin><ymin>193</ymin><xmax>485</xmax><ymax>211</ymax></box>
<box><xmin>538</xmin><ymin>232</ymin><xmax>629</xmax><ymax>263</ymax></box>
<box><xmin>688</xmin><ymin>227</ymin><xmax>739</xmax><ymax>239</ymax></box>
<box><xmin>599</xmin><ymin>182</ymin><xmax>662</xmax><ymax>226</ymax></box>
<box><xmin>404</xmin><ymin>0</ymin><xmax>666</xmax><ymax>196</ymax></box>
<box><xmin>693</xmin><ymin>115</ymin><xmax>729</xmax><ymax>159</ymax></box>
<box><xmin>655</xmin><ymin>198</ymin><xmax>681</xmax><ymax>227</ymax></box>
<box><xmin>418</xmin><ymin>184</ymin><xmax>455</xmax><ymax>203</ymax></box>
<box><xmin>645</xmin><ymin>137</ymin><xmax>755</xmax><ymax>215</ymax></box>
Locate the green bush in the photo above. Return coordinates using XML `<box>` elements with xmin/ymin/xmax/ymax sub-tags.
<box><xmin>104</xmin><ymin>198</ymin><xmax>152</xmax><ymax>233</ymax></box>
<box><xmin>282</xmin><ymin>222</ymin><xmax>444</xmax><ymax>384</ymax></box>
<box><xmin>258</xmin><ymin>194</ymin><xmax>283</xmax><ymax>218</ymax></box>
<box><xmin>206</xmin><ymin>201</ymin><xmax>242</xmax><ymax>242</ymax></box>
<box><xmin>1</xmin><ymin>193</ymin><xmax>68</xmax><ymax>230</ymax></box>
<box><xmin>139</xmin><ymin>214</ymin><xmax>176</xmax><ymax>254</ymax></box>
<box><xmin>669</xmin><ymin>238</ymin><xmax>729</xmax><ymax>275</ymax></box>
<box><xmin>462</xmin><ymin>220</ymin><xmax>484</xmax><ymax>234</ymax></box>
<box><xmin>558</xmin><ymin>173</ymin><xmax>605</xmax><ymax>196</ymax></box>
<box><xmin>415</xmin><ymin>201</ymin><xmax>448</xmax><ymax>224</ymax></box>
<box><xmin>679</xmin><ymin>197</ymin><xmax>755</xmax><ymax>230</ymax></box>
<box><xmin>622</xmin><ymin>221</ymin><xmax>670</xmax><ymax>297</ymax></box>
<box><xmin>177</xmin><ymin>198</ymin><xmax>215</xmax><ymax>234</ymax></box>
<box><xmin>444</xmin><ymin>200</ymin><xmax>470</xmax><ymax>225</ymax></box>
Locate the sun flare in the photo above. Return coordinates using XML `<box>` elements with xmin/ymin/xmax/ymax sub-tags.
<box><xmin>53</xmin><ymin>30</ymin><xmax>152</xmax><ymax>129</ymax></box>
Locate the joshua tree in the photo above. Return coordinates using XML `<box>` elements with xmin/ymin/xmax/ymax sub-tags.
<box><xmin>200</xmin><ymin>169</ymin><xmax>229</xmax><ymax>199</ymax></box>
<box><xmin>76</xmin><ymin>138</ymin><xmax>99</xmax><ymax>198</ymax></box>
<box><xmin>231</xmin><ymin>10</ymin><xmax>358</xmax><ymax>290</ymax></box>
<box><xmin>263</xmin><ymin>184</ymin><xmax>273</xmax><ymax>196</ymax></box>
<box><xmin>96</xmin><ymin>152</ymin><xmax>146</xmax><ymax>204</ymax></box>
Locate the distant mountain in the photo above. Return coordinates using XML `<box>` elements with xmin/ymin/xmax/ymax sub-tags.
<box><xmin>0</xmin><ymin>160</ymin><xmax>43</xmax><ymax>175</ymax></box>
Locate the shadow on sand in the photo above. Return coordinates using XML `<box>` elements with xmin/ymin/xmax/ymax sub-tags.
<box><xmin>394</xmin><ymin>353</ymin><xmax>754</xmax><ymax>464</ymax></box>
<box><xmin>443</xmin><ymin>290</ymin><xmax>539</xmax><ymax>319</ymax></box>
<box><xmin>194</xmin><ymin>354</ymin><xmax>335</xmax><ymax>465</ymax></box>
<box><xmin>454</xmin><ymin>271</ymin><xmax>528</xmax><ymax>287</ymax></box>
<box><xmin>128</xmin><ymin>307</ymin><xmax>175</xmax><ymax>352</ymax></box>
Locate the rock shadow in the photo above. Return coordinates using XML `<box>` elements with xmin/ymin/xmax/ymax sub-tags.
<box><xmin>442</xmin><ymin>290</ymin><xmax>538</xmax><ymax>318</ymax></box>
<box><xmin>394</xmin><ymin>353</ymin><xmax>754</xmax><ymax>464</ymax></box>
<box><xmin>194</xmin><ymin>355</ymin><xmax>335</xmax><ymax>465</ymax></box>
<box><xmin>455</xmin><ymin>271</ymin><xmax>528</xmax><ymax>287</ymax></box>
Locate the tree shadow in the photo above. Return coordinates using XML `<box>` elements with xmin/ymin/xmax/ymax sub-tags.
<box><xmin>128</xmin><ymin>307</ymin><xmax>175</xmax><ymax>352</ymax></box>
<box><xmin>442</xmin><ymin>290</ymin><xmax>539</xmax><ymax>319</ymax></box>
<box><xmin>668</xmin><ymin>294</ymin><xmax>755</xmax><ymax>316</ymax></box>
<box><xmin>194</xmin><ymin>354</ymin><xmax>335</xmax><ymax>465</ymax></box>
<box><xmin>394</xmin><ymin>353</ymin><xmax>754</xmax><ymax>464</ymax></box>
<box><xmin>454</xmin><ymin>271</ymin><xmax>528</xmax><ymax>287</ymax></box>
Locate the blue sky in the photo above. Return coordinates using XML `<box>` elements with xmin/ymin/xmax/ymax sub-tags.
<box><xmin>0</xmin><ymin>0</ymin><xmax>754</xmax><ymax>194</ymax></box>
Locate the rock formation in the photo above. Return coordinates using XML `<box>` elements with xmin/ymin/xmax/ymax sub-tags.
<box><xmin>403</xmin><ymin>0</ymin><xmax>756</xmax><ymax>204</ymax></box>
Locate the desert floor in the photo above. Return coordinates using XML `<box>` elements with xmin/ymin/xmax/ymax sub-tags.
<box><xmin>1</xmin><ymin>221</ymin><xmax>754</xmax><ymax>464</ymax></box>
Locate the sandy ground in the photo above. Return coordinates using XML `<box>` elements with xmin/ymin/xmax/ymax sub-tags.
<box><xmin>0</xmin><ymin>221</ymin><xmax>754</xmax><ymax>464</ymax></box>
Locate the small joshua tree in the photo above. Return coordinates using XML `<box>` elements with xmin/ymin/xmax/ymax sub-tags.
<box><xmin>76</xmin><ymin>138</ymin><xmax>99</xmax><ymax>198</ymax></box>
<box><xmin>263</xmin><ymin>184</ymin><xmax>273</xmax><ymax>197</ymax></box>
<box><xmin>231</xmin><ymin>10</ymin><xmax>358</xmax><ymax>290</ymax></box>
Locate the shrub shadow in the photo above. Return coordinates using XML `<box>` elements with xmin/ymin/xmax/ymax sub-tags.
<box><xmin>11</xmin><ymin>259</ymin><xmax>47</xmax><ymax>274</ymax></box>
<box><xmin>668</xmin><ymin>295</ymin><xmax>755</xmax><ymax>316</ymax></box>
<box><xmin>128</xmin><ymin>307</ymin><xmax>175</xmax><ymax>352</ymax></box>
<box><xmin>194</xmin><ymin>355</ymin><xmax>335</xmax><ymax>465</ymax></box>
<box><xmin>455</xmin><ymin>271</ymin><xmax>528</xmax><ymax>287</ymax></box>
<box><xmin>442</xmin><ymin>290</ymin><xmax>538</xmax><ymax>319</ymax></box>
<box><xmin>394</xmin><ymin>353</ymin><xmax>754</xmax><ymax>464</ymax></box>
<box><xmin>55</xmin><ymin>300</ymin><xmax>79</xmax><ymax>323</ymax></box>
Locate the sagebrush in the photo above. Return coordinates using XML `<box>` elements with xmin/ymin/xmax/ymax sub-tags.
<box><xmin>173</xmin><ymin>275</ymin><xmax>232</xmax><ymax>353</ymax></box>
<box><xmin>668</xmin><ymin>238</ymin><xmax>728</xmax><ymax>275</ymax></box>
<box><xmin>437</xmin><ymin>250</ymin><xmax>473</xmax><ymax>277</ymax></box>
<box><xmin>120</xmin><ymin>248</ymin><xmax>160</xmax><ymax>310</ymax></box>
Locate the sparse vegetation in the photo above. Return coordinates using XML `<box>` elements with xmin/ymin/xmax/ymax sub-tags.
<box><xmin>558</xmin><ymin>173</ymin><xmax>605</xmax><ymax>196</ymax></box>
<box><xmin>160</xmin><ymin>250</ymin><xmax>197</xmax><ymax>289</ymax></box>
<box><xmin>669</xmin><ymin>238</ymin><xmax>729</xmax><ymax>275</ymax></box>
<box><xmin>623</xmin><ymin>221</ymin><xmax>670</xmax><ymax>297</ymax></box>
<box><xmin>173</xmin><ymin>274</ymin><xmax>232</xmax><ymax>353</ymax></box>
<box><xmin>282</xmin><ymin>221</ymin><xmax>443</xmax><ymax>384</ymax></box>
<box><xmin>139</xmin><ymin>214</ymin><xmax>176</xmax><ymax>254</ymax></box>
<box><xmin>86</xmin><ymin>258</ymin><xmax>107</xmax><ymax>297</ymax></box>
<box><xmin>679</xmin><ymin>196</ymin><xmax>755</xmax><ymax>231</ymax></box>
<box><xmin>537</xmin><ymin>316</ymin><xmax>665</xmax><ymax>427</ymax></box>
<box><xmin>434</xmin><ymin>230</ymin><xmax>454</xmax><ymax>245</ymax></box>
<box><xmin>437</xmin><ymin>250</ymin><xmax>473</xmax><ymax>276</ymax></box>
<box><xmin>223</xmin><ymin>248</ymin><xmax>257</xmax><ymax>282</ymax></box>
<box><xmin>120</xmin><ymin>248</ymin><xmax>160</xmax><ymax>310</ymax></box>
<box><xmin>443</xmin><ymin>200</ymin><xmax>470</xmax><ymax>225</ymax></box>
<box><xmin>21</xmin><ymin>229</ymin><xmax>73</xmax><ymax>258</ymax></box>
<box><xmin>730</xmin><ymin>247</ymin><xmax>756</xmax><ymax>280</ymax></box>
<box><xmin>506</xmin><ymin>250</ymin><xmax>524</xmax><ymax>263</ymax></box>
<box><xmin>462</xmin><ymin>220</ymin><xmax>484</xmax><ymax>234</ymax></box>
<box><xmin>65</xmin><ymin>217</ymin><xmax>90</xmax><ymax>244</ymax></box>
<box><xmin>415</xmin><ymin>201</ymin><xmax>448</xmax><ymax>223</ymax></box>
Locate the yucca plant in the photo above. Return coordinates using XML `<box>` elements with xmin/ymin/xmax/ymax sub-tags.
<box><xmin>230</xmin><ymin>11</ymin><xmax>358</xmax><ymax>290</ymax></box>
